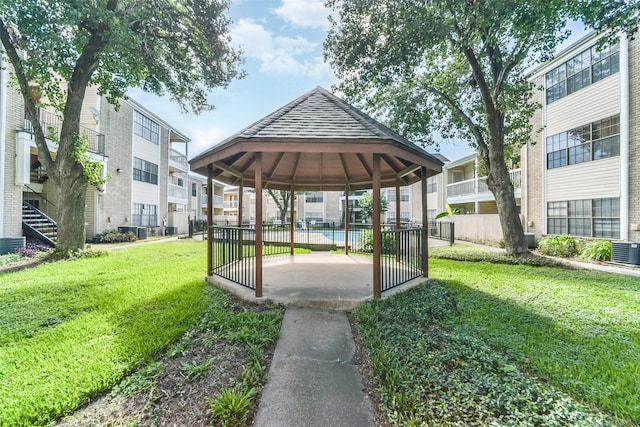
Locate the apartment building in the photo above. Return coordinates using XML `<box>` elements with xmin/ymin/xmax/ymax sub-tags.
<box><xmin>524</xmin><ymin>32</ymin><xmax>638</xmax><ymax>242</ymax></box>
<box><xmin>0</xmin><ymin>63</ymin><xmax>197</xmax><ymax>252</ymax></box>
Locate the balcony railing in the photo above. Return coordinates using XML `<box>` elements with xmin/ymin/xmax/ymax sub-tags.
<box><xmin>168</xmin><ymin>183</ymin><xmax>187</xmax><ymax>200</ymax></box>
<box><xmin>224</xmin><ymin>201</ymin><xmax>239</xmax><ymax>209</ymax></box>
<box><xmin>169</xmin><ymin>149</ymin><xmax>188</xmax><ymax>171</ymax></box>
<box><xmin>446</xmin><ymin>169</ymin><xmax>521</xmax><ymax>198</ymax></box>
<box><xmin>201</xmin><ymin>194</ymin><xmax>224</xmax><ymax>208</ymax></box>
<box><xmin>23</xmin><ymin>109</ymin><xmax>105</xmax><ymax>155</ymax></box>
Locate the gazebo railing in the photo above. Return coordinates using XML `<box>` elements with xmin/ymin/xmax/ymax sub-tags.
<box><xmin>380</xmin><ymin>228</ymin><xmax>425</xmax><ymax>292</ymax></box>
<box><xmin>210</xmin><ymin>224</ymin><xmax>426</xmax><ymax>294</ymax></box>
<box><xmin>211</xmin><ymin>226</ymin><xmax>256</xmax><ymax>289</ymax></box>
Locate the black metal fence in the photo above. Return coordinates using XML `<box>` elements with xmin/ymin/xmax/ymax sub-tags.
<box><xmin>209</xmin><ymin>222</ymin><xmax>428</xmax><ymax>293</ymax></box>
<box><xmin>380</xmin><ymin>228</ymin><xmax>425</xmax><ymax>291</ymax></box>
<box><xmin>429</xmin><ymin>221</ymin><xmax>455</xmax><ymax>245</ymax></box>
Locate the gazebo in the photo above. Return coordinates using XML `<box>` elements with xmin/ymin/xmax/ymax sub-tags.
<box><xmin>189</xmin><ymin>86</ymin><xmax>443</xmax><ymax>299</ymax></box>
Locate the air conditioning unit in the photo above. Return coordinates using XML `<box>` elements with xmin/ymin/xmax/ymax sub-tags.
<box><xmin>611</xmin><ymin>242</ymin><xmax>640</xmax><ymax>266</ymax></box>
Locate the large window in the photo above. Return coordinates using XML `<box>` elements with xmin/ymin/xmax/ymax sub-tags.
<box><xmin>192</xmin><ymin>183</ymin><xmax>197</xmax><ymax>197</ymax></box>
<box><xmin>386</xmin><ymin>188</ymin><xmax>410</xmax><ymax>202</ymax></box>
<box><xmin>546</xmin><ymin>43</ymin><xmax>619</xmax><ymax>104</ymax></box>
<box><xmin>427</xmin><ymin>176</ymin><xmax>438</xmax><ymax>193</ymax></box>
<box><xmin>134</xmin><ymin>110</ymin><xmax>160</xmax><ymax>144</ymax></box>
<box><xmin>133</xmin><ymin>157</ymin><xmax>158</xmax><ymax>184</ymax></box>
<box><xmin>546</xmin><ymin>115</ymin><xmax>619</xmax><ymax>169</ymax></box>
<box><xmin>547</xmin><ymin>198</ymin><xmax>619</xmax><ymax>238</ymax></box>
<box><xmin>132</xmin><ymin>203</ymin><xmax>158</xmax><ymax>227</ymax></box>
<box><xmin>305</xmin><ymin>192</ymin><xmax>324</xmax><ymax>203</ymax></box>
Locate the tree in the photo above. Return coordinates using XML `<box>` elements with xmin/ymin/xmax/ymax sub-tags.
<box><xmin>267</xmin><ymin>190</ymin><xmax>293</xmax><ymax>223</ymax></box>
<box><xmin>325</xmin><ymin>0</ymin><xmax>637</xmax><ymax>256</ymax></box>
<box><xmin>436</xmin><ymin>204</ymin><xmax>461</xmax><ymax>220</ymax></box>
<box><xmin>358</xmin><ymin>191</ymin><xmax>388</xmax><ymax>222</ymax></box>
<box><xmin>0</xmin><ymin>0</ymin><xmax>242</xmax><ymax>252</ymax></box>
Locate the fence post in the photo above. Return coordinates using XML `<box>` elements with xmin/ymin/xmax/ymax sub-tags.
<box><xmin>449</xmin><ymin>222</ymin><xmax>455</xmax><ymax>246</ymax></box>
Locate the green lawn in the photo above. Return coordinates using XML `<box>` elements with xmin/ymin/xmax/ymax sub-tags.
<box><xmin>0</xmin><ymin>241</ymin><xmax>212</xmax><ymax>425</ymax></box>
<box><xmin>354</xmin><ymin>256</ymin><xmax>639</xmax><ymax>426</ymax></box>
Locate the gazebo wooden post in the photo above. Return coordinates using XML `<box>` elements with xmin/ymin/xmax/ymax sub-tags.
<box><xmin>421</xmin><ymin>167</ymin><xmax>429</xmax><ymax>277</ymax></box>
<box><xmin>373</xmin><ymin>154</ymin><xmax>382</xmax><ymax>299</ymax></box>
<box><xmin>395</xmin><ymin>182</ymin><xmax>401</xmax><ymax>260</ymax></box>
<box><xmin>255</xmin><ymin>153</ymin><xmax>263</xmax><ymax>297</ymax></box>
<box><xmin>290</xmin><ymin>185</ymin><xmax>295</xmax><ymax>255</ymax></box>
<box><xmin>344</xmin><ymin>184</ymin><xmax>349</xmax><ymax>256</ymax></box>
<box><xmin>238</xmin><ymin>179</ymin><xmax>243</xmax><ymax>260</ymax></box>
<box><xmin>207</xmin><ymin>165</ymin><xmax>213</xmax><ymax>276</ymax></box>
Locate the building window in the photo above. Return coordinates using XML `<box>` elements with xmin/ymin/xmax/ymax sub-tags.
<box><xmin>134</xmin><ymin>110</ymin><xmax>160</xmax><ymax>144</ymax></box>
<box><xmin>305</xmin><ymin>192</ymin><xmax>324</xmax><ymax>203</ymax></box>
<box><xmin>547</xmin><ymin>198</ymin><xmax>619</xmax><ymax>238</ymax></box>
<box><xmin>547</xmin><ymin>201</ymin><xmax>567</xmax><ymax>235</ymax></box>
<box><xmin>546</xmin><ymin>115</ymin><xmax>619</xmax><ymax>169</ymax></box>
<box><xmin>304</xmin><ymin>212</ymin><xmax>323</xmax><ymax>221</ymax></box>
<box><xmin>591</xmin><ymin>43</ymin><xmax>619</xmax><ymax>83</ymax></box>
<box><xmin>400</xmin><ymin>188</ymin><xmax>410</xmax><ymax>202</ymax></box>
<box><xmin>133</xmin><ymin>157</ymin><xmax>158</xmax><ymax>185</ymax></box>
<box><xmin>192</xmin><ymin>183</ymin><xmax>197</xmax><ymax>197</ymax></box>
<box><xmin>546</xmin><ymin>43</ymin><xmax>619</xmax><ymax>104</ymax></box>
<box><xmin>132</xmin><ymin>203</ymin><xmax>158</xmax><ymax>227</ymax></box>
<box><xmin>427</xmin><ymin>176</ymin><xmax>438</xmax><ymax>193</ymax></box>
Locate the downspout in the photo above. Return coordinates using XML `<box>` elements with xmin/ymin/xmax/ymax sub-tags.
<box><xmin>541</xmin><ymin>79</ymin><xmax>548</xmax><ymax>235</ymax></box>
<box><xmin>0</xmin><ymin>55</ymin><xmax>8</xmax><ymax>237</ymax></box>
<box><xmin>619</xmin><ymin>34</ymin><xmax>630</xmax><ymax>241</ymax></box>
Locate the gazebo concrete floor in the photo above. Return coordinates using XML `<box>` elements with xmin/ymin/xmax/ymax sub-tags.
<box><xmin>206</xmin><ymin>252</ymin><xmax>431</xmax><ymax>310</ymax></box>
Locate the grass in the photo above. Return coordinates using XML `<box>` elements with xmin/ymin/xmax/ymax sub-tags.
<box><xmin>354</xmin><ymin>246</ymin><xmax>640</xmax><ymax>426</ymax></box>
<box><xmin>0</xmin><ymin>240</ymin><xmax>215</xmax><ymax>425</ymax></box>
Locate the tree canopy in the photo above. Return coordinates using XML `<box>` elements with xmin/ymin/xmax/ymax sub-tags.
<box><xmin>358</xmin><ymin>191</ymin><xmax>388</xmax><ymax>222</ymax></box>
<box><xmin>325</xmin><ymin>0</ymin><xmax>638</xmax><ymax>255</ymax></box>
<box><xmin>1</xmin><ymin>0</ymin><xmax>243</xmax><ymax>251</ymax></box>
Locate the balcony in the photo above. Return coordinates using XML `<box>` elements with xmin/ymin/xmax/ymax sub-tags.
<box><xmin>168</xmin><ymin>183</ymin><xmax>187</xmax><ymax>204</ymax></box>
<box><xmin>201</xmin><ymin>194</ymin><xmax>224</xmax><ymax>208</ymax></box>
<box><xmin>22</xmin><ymin>109</ymin><xmax>105</xmax><ymax>155</ymax></box>
<box><xmin>224</xmin><ymin>200</ymin><xmax>239</xmax><ymax>210</ymax></box>
<box><xmin>169</xmin><ymin>149</ymin><xmax>188</xmax><ymax>172</ymax></box>
<box><xmin>446</xmin><ymin>169</ymin><xmax>521</xmax><ymax>203</ymax></box>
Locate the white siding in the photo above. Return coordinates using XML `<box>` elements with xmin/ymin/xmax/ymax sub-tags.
<box><xmin>547</xmin><ymin>157</ymin><xmax>620</xmax><ymax>201</ymax></box>
<box><xmin>546</xmin><ymin>75</ymin><xmax>620</xmax><ymax>136</ymax></box>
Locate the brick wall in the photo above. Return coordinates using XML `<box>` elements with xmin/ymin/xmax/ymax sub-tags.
<box><xmin>523</xmin><ymin>75</ymin><xmax>544</xmax><ymax>238</ymax></box>
<box><xmin>3</xmin><ymin>79</ymin><xmax>26</xmax><ymax>237</ymax></box>
<box><xmin>95</xmin><ymin>100</ymin><xmax>134</xmax><ymax>234</ymax></box>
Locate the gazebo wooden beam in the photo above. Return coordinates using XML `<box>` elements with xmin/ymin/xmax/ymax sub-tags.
<box><xmin>372</xmin><ymin>154</ymin><xmax>382</xmax><ymax>299</ymax></box>
<box><xmin>266</xmin><ymin>152</ymin><xmax>286</xmax><ymax>179</ymax></box>
<box><xmin>356</xmin><ymin>153</ymin><xmax>372</xmax><ymax>178</ymax></box>
<box><xmin>338</xmin><ymin>153</ymin><xmax>351</xmax><ymax>181</ymax></box>
<box><xmin>255</xmin><ymin>153</ymin><xmax>263</xmax><ymax>297</ymax></box>
<box><xmin>213</xmin><ymin>161</ymin><xmax>243</xmax><ymax>178</ymax></box>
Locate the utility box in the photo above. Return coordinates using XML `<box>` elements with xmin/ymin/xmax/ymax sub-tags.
<box><xmin>611</xmin><ymin>242</ymin><xmax>640</xmax><ymax>266</ymax></box>
<box><xmin>137</xmin><ymin>227</ymin><xmax>148</xmax><ymax>240</ymax></box>
<box><xmin>524</xmin><ymin>233</ymin><xmax>537</xmax><ymax>249</ymax></box>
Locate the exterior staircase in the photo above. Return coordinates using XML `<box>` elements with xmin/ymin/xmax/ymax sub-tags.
<box><xmin>22</xmin><ymin>201</ymin><xmax>57</xmax><ymax>247</ymax></box>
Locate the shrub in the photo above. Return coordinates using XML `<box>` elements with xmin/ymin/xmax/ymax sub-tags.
<box><xmin>93</xmin><ymin>229</ymin><xmax>138</xmax><ymax>244</ymax></box>
<box><xmin>0</xmin><ymin>253</ymin><xmax>25</xmax><ymax>266</ymax></box>
<box><xmin>581</xmin><ymin>240</ymin><xmax>612</xmax><ymax>262</ymax></box>
<box><xmin>209</xmin><ymin>386</ymin><xmax>256</xmax><ymax>427</ymax></box>
<box><xmin>537</xmin><ymin>235</ymin><xmax>578</xmax><ymax>257</ymax></box>
<box><xmin>15</xmin><ymin>243</ymin><xmax>51</xmax><ymax>258</ymax></box>
<box><xmin>360</xmin><ymin>230</ymin><xmax>396</xmax><ymax>254</ymax></box>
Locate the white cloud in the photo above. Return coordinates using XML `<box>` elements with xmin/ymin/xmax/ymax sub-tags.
<box><xmin>230</xmin><ymin>18</ymin><xmax>334</xmax><ymax>81</ymax></box>
<box><xmin>273</xmin><ymin>0</ymin><xmax>329</xmax><ymax>29</ymax></box>
<box><xmin>189</xmin><ymin>126</ymin><xmax>233</xmax><ymax>159</ymax></box>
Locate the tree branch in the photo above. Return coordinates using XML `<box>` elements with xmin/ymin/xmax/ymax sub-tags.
<box><xmin>0</xmin><ymin>18</ymin><xmax>55</xmax><ymax>169</ymax></box>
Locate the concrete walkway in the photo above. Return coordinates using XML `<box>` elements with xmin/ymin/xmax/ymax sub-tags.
<box><xmin>254</xmin><ymin>307</ymin><xmax>374</xmax><ymax>427</ymax></box>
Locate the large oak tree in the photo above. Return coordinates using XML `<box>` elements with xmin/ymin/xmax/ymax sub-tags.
<box><xmin>1</xmin><ymin>0</ymin><xmax>242</xmax><ymax>251</ymax></box>
<box><xmin>325</xmin><ymin>0</ymin><xmax>637</xmax><ymax>256</ymax></box>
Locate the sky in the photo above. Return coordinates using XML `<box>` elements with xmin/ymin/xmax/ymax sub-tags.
<box><xmin>128</xmin><ymin>0</ymin><xmax>589</xmax><ymax>163</ymax></box>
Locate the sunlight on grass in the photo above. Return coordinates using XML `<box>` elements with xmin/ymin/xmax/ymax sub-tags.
<box><xmin>430</xmin><ymin>259</ymin><xmax>640</xmax><ymax>424</ymax></box>
<box><xmin>0</xmin><ymin>240</ymin><xmax>209</xmax><ymax>425</ymax></box>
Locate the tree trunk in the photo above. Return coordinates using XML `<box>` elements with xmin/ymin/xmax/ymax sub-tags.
<box><xmin>51</xmin><ymin>164</ymin><xmax>88</xmax><ymax>252</ymax></box>
<box><xmin>486</xmin><ymin>153</ymin><xmax>529</xmax><ymax>256</ymax></box>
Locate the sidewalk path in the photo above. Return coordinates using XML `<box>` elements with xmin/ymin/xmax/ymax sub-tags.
<box><xmin>254</xmin><ymin>307</ymin><xmax>374</xmax><ymax>427</ymax></box>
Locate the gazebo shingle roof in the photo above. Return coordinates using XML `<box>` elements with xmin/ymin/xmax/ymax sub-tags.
<box><xmin>190</xmin><ymin>86</ymin><xmax>443</xmax><ymax>191</ymax></box>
